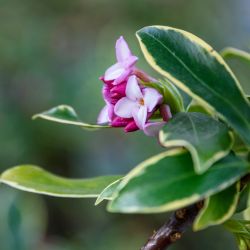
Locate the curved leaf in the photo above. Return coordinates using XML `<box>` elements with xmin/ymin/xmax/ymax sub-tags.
<box><xmin>33</xmin><ymin>105</ymin><xmax>110</xmax><ymax>129</ymax></box>
<box><xmin>221</xmin><ymin>47</ymin><xmax>250</xmax><ymax>66</ymax></box>
<box><xmin>159</xmin><ymin>112</ymin><xmax>233</xmax><ymax>173</ymax></box>
<box><xmin>0</xmin><ymin>165</ymin><xmax>122</xmax><ymax>198</ymax></box>
<box><xmin>108</xmin><ymin>150</ymin><xmax>249</xmax><ymax>213</ymax></box>
<box><xmin>236</xmin><ymin>184</ymin><xmax>250</xmax><ymax>213</ymax></box>
<box><xmin>136</xmin><ymin>26</ymin><xmax>250</xmax><ymax>146</ymax></box>
<box><xmin>243</xmin><ymin>184</ymin><xmax>250</xmax><ymax>220</ymax></box>
<box><xmin>224</xmin><ymin>220</ymin><xmax>250</xmax><ymax>250</ymax></box>
<box><xmin>187</xmin><ymin>100</ymin><xmax>214</xmax><ymax>115</ymax></box>
<box><xmin>193</xmin><ymin>182</ymin><xmax>240</xmax><ymax>231</ymax></box>
<box><xmin>95</xmin><ymin>179</ymin><xmax>122</xmax><ymax>205</ymax></box>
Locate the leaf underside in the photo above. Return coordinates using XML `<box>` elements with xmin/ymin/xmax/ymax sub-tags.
<box><xmin>95</xmin><ymin>179</ymin><xmax>122</xmax><ymax>205</ymax></box>
<box><xmin>194</xmin><ymin>182</ymin><xmax>240</xmax><ymax>231</ymax></box>
<box><xmin>33</xmin><ymin>105</ymin><xmax>109</xmax><ymax>129</ymax></box>
<box><xmin>0</xmin><ymin>165</ymin><xmax>122</xmax><ymax>198</ymax></box>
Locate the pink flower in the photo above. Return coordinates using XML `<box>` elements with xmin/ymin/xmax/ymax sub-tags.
<box><xmin>104</xmin><ymin>36</ymin><xmax>138</xmax><ymax>85</ymax></box>
<box><xmin>97</xmin><ymin>36</ymin><xmax>173</xmax><ymax>136</ymax></box>
<box><xmin>97</xmin><ymin>102</ymin><xmax>114</xmax><ymax>124</ymax></box>
<box><xmin>100</xmin><ymin>78</ymin><xmax>126</xmax><ymax>105</ymax></box>
<box><xmin>114</xmin><ymin>75</ymin><xmax>163</xmax><ymax>130</ymax></box>
<box><xmin>143</xmin><ymin>105</ymin><xmax>172</xmax><ymax>136</ymax></box>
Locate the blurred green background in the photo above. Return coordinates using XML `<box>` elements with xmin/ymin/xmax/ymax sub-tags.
<box><xmin>0</xmin><ymin>0</ymin><xmax>250</xmax><ymax>249</ymax></box>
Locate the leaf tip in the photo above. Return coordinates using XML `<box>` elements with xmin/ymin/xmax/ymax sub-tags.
<box><xmin>94</xmin><ymin>197</ymin><xmax>104</xmax><ymax>206</ymax></box>
<box><xmin>32</xmin><ymin>114</ymin><xmax>39</xmax><ymax>120</ymax></box>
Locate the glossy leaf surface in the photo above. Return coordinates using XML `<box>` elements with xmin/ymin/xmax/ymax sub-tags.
<box><xmin>136</xmin><ymin>26</ymin><xmax>250</xmax><ymax>146</ymax></box>
<box><xmin>159</xmin><ymin>112</ymin><xmax>233</xmax><ymax>173</ymax></box>
<box><xmin>108</xmin><ymin>150</ymin><xmax>249</xmax><ymax>213</ymax></box>
<box><xmin>236</xmin><ymin>184</ymin><xmax>250</xmax><ymax>214</ymax></box>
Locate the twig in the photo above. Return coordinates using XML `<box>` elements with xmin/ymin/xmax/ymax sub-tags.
<box><xmin>240</xmin><ymin>174</ymin><xmax>250</xmax><ymax>190</ymax></box>
<box><xmin>141</xmin><ymin>202</ymin><xmax>203</xmax><ymax>250</ymax></box>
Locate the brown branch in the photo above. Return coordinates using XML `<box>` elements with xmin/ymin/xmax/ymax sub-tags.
<box><xmin>141</xmin><ymin>173</ymin><xmax>250</xmax><ymax>250</ymax></box>
<box><xmin>141</xmin><ymin>202</ymin><xmax>203</xmax><ymax>250</ymax></box>
<box><xmin>240</xmin><ymin>173</ymin><xmax>250</xmax><ymax>190</ymax></box>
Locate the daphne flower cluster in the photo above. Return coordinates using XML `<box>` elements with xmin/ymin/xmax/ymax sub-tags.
<box><xmin>97</xmin><ymin>36</ymin><xmax>172</xmax><ymax>136</ymax></box>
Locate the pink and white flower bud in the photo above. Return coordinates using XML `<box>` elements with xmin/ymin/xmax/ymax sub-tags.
<box><xmin>160</xmin><ymin>104</ymin><xmax>172</xmax><ymax>122</ymax></box>
<box><xmin>104</xmin><ymin>36</ymin><xmax>138</xmax><ymax>85</ymax></box>
<box><xmin>124</xmin><ymin>121</ymin><xmax>139</xmax><ymax>132</ymax></box>
<box><xmin>97</xmin><ymin>36</ymin><xmax>173</xmax><ymax>136</ymax></box>
<box><xmin>111</xmin><ymin>117</ymin><xmax>131</xmax><ymax>127</ymax></box>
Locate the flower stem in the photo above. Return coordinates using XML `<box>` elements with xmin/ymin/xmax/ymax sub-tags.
<box><xmin>141</xmin><ymin>202</ymin><xmax>203</xmax><ymax>250</ymax></box>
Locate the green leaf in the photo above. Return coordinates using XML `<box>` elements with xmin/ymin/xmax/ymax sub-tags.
<box><xmin>159</xmin><ymin>112</ymin><xmax>233</xmax><ymax>173</ymax></box>
<box><xmin>236</xmin><ymin>184</ymin><xmax>250</xmax><ymax>214</ymax></box>
<box><xmin>33</xmin><ymin>105</ymin><xmax>110</xmax><ymax>129</ymax></box>
<box><xmin>108</xmin><ymin>150</ymin><xmax>249</xmax><ymax>213</ymax></box>
<box><xmin>224</xmin><ymin>220</ymin><xmax>250</xmax><ymax>237</ymax></box>
<box><xmin>136</xmin><ymin>26</ymin><xmax>250</xmax><ymax>147</ymax></box>
<box><xmin>187</xmin><ymin>100</ymin><xmax>214</xmax><ymax>115</ymax></box>
<box><xmin>193</xmin><ymin>182</ymin><xmax>240</xmax><ymax>231</ymax></box>
<box><xmin>224</xmin><ymin>220</ymin><xmax>250</xmax><ymax>250</ymax></box>
<box><xmin>178</xmin><ymin>87</ymin><xmax>192</xmax><ymax>110</ymax></box>
<box><xmin>243</xmin><ymin>186</ymin><xmax>250</xmax><ymax>220</ymax></box>
<box><xmin>0</xmin><ymin>165</ymin><xmax>122</xmax><ymax>198</ymax></box>
<box><xmin>141</xmin><ymin>79</ymin><xmax>184</xmax><ymax>114</ymax></box>
<box><xmin>95</xmin><ymin>179</ymin><xmax>122</xmax><ymax>205</ymax></box>
<box><xmin>232</xmin><ymin>132</ymin><xmax>250</xmax><ymax>156</ymax></box>
<box><xmin>221</xmin><ymin>47</ymin><xmax>250</xmax><ymax>66</ymax></box>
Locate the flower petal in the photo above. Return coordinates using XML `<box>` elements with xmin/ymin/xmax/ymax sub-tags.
<box><xmin>143</xmin><ymin>88</ymin><xmax>163</xmax><ymax>112</ymax></box>
<box><xmin>99</xmin><ymin>75</ymin><xmax>113</xmax><ymax>84</ymax></box>
<box><xmin>97</xmin><ymin>105</ymin><xmax>110</xmax><ymax>124</ymax></box>
<box><xmin>116</xmin><ymin>36</ymin><xmax>132</xmax><ymax>62</ymax></box>
<box><xmin>113</xmin><ymin>69</ymin><xmax>131</xmax><ymax>85</ymax></box>
<box><xmin>126</xmin><ymin>75</ymin><xmax>143</xmax><ymax>101</ymax></box>
<box><xmin>132</xmin><ymin>105</ymin><xmax>147</xmax><ymax>129</ymax></box>
<box><xmin>143</xmin><ymin>122</ymin><xmax>166</xmax><ymax>136</ymax></box>
<box><xmin>114</xmin><ymin>97</ymin><xmax>137</xmax><ymax>118</ymax></box>
<box><xmin>104</xmin><ymin>63</ymin><xmax>125</xmax><ymax>81</ymax></box>
<box><xmin>123</xmin><ymin>55</ymin><xmax>138</xmax><ymax>68</ymax></box>
<box><xmin>111</xmin><ymin>82</ymin><xmax>126</xmax><ymax>96</ymax></box>
<box><xmin>102</xmin><ymin>85</ymin><xmax>111</xmax><ymax>102</ymax></box>
<box><xmin>107</xmin><ymin>104</ymin><xmax>115</xmax><ymax>120</ymax></box>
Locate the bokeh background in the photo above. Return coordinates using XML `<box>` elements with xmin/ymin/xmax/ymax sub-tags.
<box><xmin>0</xmin><ymin>0</ymin><xmax>250</xmax><ymax>249</ymax></box>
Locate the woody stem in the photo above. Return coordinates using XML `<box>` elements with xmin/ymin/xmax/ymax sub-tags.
<box><xmin>141</xmin><ymin>202</ymin><xmax>203</xmax><ymax>250</ymax></box>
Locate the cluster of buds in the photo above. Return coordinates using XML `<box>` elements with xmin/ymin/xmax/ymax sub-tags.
<box><xmin>97</xmin><ymin>37</ymin><xmax>172</xmax><ymax>136</ymax></box>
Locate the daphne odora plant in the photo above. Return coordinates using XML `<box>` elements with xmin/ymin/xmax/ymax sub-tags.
<box><xmin>1</xmin><ymin>26</ymin><xmax>250</xmax><ymax>250</ymax></box>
